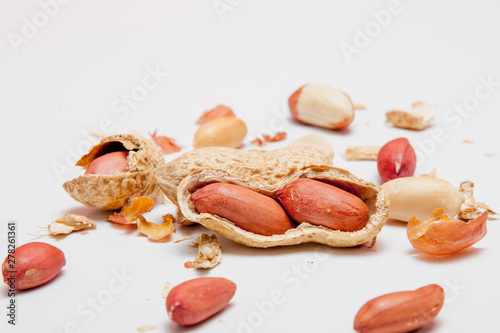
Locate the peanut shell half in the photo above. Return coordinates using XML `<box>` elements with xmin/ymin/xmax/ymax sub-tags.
<box><xmin>156</xmin><ymin>146</ymin><xmax>389</xmax><ymax>248</ymax></box>
<box><xmin>63</xmin><ymin>134</ymin><xmax>165</xmax><ymax>210</ymax></box>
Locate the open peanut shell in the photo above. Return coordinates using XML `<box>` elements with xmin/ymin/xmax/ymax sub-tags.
<box><xmin>63</xmin><ymin>134</ymin><xmax>165</xmax><ymax>210</ymax></box>
<box><xmin>156</xmin><ymin>146</ymin><xmax>389</xmax><ymax>248</ymax></box>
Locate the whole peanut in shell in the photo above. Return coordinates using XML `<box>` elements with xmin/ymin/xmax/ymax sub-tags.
<box><xmin>157</xmin><ymin>146</ymin><xmax>389</xmax><ymax>248</ymax></box>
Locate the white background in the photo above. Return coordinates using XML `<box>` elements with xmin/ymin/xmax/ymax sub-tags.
<box><xmin>1</xmin><ymin>1</ymin><xmax>500</xmax><ymax>332</ymax></box>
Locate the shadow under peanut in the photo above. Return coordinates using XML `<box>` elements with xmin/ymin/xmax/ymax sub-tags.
<box><xmin>215</xmin><ymin>235</ymin><xmax>378</xmax><ymax>259</ymax></box>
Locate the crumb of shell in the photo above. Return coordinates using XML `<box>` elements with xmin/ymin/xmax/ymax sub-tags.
<box><xmin>137</xmin><ymin>325</ymin><xmax>157</xmax><ymax>332</ymax></box>
<box><xmin>81</xmin><ymin>231</ymin><xmax>89</xmax><ymax>236</ymax></box>
<box><xmin>161</xmin><ymin>282</ymin><xmax>173</xmax><ymax>298</ymax></box>
<box><xmin>386</xmin><ymin>101</ymin><xmax>435</xmax><ymax>130</ymax></box>
<box><xmin>250</xmin><ymin>137</ymin><xmax>265</xmax><ymax>147</ymax></box>
<box><xmin>485</xmin><ymin>152</ymin><xmax>497</xmax><ymax>157</ymax></box>
<box><xmin>353</xmin><ymin>103</ymin><xmax>366</xmax><ymax>110</ymax></box>
<box><xmin>344</xmin><ymin>146</ymin><xmax>380</xmax><ymax>161</ymax></box>
<box><xmin>463</xmin><ymin>139</ymin><xmax>474</xmax><ymax>144</ymax></box>
<box><xmin>173</xmin><ymin>235</ymin><xmax>193</xmax><ymax>243</ymax></box>
<box><xmin>263</xmin><ymin>132</ymin><xmax>287</xmax><ymax>142</ymax></box>
<box><xmin>193</xmin><ymin>234</ymin><xmax>222</xmax><ymax>269</ymax></box>
<box><xmin>250</xmin><ymin>132</ymin><xmax>287</xmax><ymax>147</ymax></box>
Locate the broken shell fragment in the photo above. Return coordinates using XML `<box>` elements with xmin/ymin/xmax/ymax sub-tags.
<box><xmin>192</xmin><ymin>234</ymin><xmax>222</xmax><ymax>269</ymax></box>
<box><xmin>107</xmin><ymin>197</ymin><xmax>155</xmax><ymax>225</ymax></box>
<box><xmin>344</xmin><ymin>146</ymin><xmax>380</xmax><ymax>161</ymax></box>
<box><xmin>407</xmin><ymin>208</ymin><xmax>488</xmax><ymax>255</ymax></box>
<box><xmin>48</xmin><ymin>214</ymin><xmax>96</xmax><ymax>235</ymax></box>
<box><xmin>137</xmin><ymin>214</ymin><xmax>176</xmax><ymax>240</ymax></box>
<box><xmin>150</xmin><ymin>131</ymin><xmax>182</xmax><ymax>154</ymax></box>
<box><xmin>63</xmin><ymin>133</ymin><xmax>165</xmax><ymax>210</ymax></box>
<box><xmin>386</xmin><ymin>101</ymin><xmax>435</xmax><ymax>131</ymax></box>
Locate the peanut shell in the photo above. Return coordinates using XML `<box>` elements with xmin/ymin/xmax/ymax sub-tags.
<box><xmin>156</xmin><ymin>146</ymin><xmax>389</xmax><ymax>248</ymax></box>
<box><xmin>63</xmin><ymin>134</ymin><xmax>165</xmax><ymax>210</ymax></box>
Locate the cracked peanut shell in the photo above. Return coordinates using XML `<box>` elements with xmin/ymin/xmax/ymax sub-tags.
<box><xmin>156</xmin><ymin>146</ymin><xmax>389</xmax><ymax>248</ymax></box>
<box><xmin>63</xmin><ymin>134</ymin><xmax>165</xmax><ymax>210</ymax></box>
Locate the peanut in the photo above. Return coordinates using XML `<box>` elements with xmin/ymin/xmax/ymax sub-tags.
<box><xmin>289</xmin><ymin>84</ymin><xmax>354</xmax><ymax>130</ymax></box>
<box><xmin>407</xmin><ymin>209</ymin><xmax>488</xmax><ymax>255</ymax></box>
<box><xmin>166</xmin><ymin>277</ymin><xmax>236</xmax><ymax>326</ymax></box>
<box><xmin>276</xmin><ymin>179</ymin><xmax>370</xmax><ymax>232</ymax></box>
<box><xmin>84</xmin><ymin>151</ymin><xmax>129</xmax><ymax>175</ymax></box>
<box><xmin>2</xmin><ymin>242</ymin><xmax>66</xmax><ymax>290</ymax></box>
<box><xmin>193</xmin><ymin>116</ymin><xmax>247</xmax><ymax>149</ymax></box>
<box><xmin>377</xmin><ymin>138</ymin><xmax>416</xmax><ymax>182</ymax></box>
<box><xmin>381</xmin><ymin>177</ymin><xmax>465</xmax><ymax>222</ymax></box>
<box><xmin>191</xmin><ymin>183</ymin><xmax>295</xmax><ymax>236</ymax></box>
<box><xmin>354</xmin><ymin>284</ymin><xmax>444</xmax><ymax>333</ymax></box>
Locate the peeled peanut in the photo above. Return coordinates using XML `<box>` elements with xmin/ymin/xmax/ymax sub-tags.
<box><xmin>377</xmin><ymin>138</ymin><xmax>416</xmax><ymax>182</ymax></box>
<box><xmin>84</xmin><ymin>151</ymin><xmax>129</xmax><ymax>175</ymax></box>
<box><xmin>381</xmin><ymin>177</ymin><xmax>465</xmax><ymax>222</ymax></box>
<box><xmin>277</xmin><ymin>179</ymin><xmax>370</xmax><ymax>232</ymax></box>
<box><xmin>354</xmin><ymin>284</ymin><xmax>445</xmax><ymax>333</ymax></box>
<box><xmin>289</xmin><ymin>84</ymin><xmax>354</xmax><ymax>130</ymax></box>
<box><xmin>193</xmin><ymin>116</ymin><xmax>247</xmax><ymax>149</ymax></box>
<box><xmin>191</xmin><ymin>183</ymin><xmax>295</xmax><ymax>236</ymax></box>
<box><xmin>2</xmin><ymin>242</ymin><xmax>66</xmax><ymax>290</ymax></box>
<box><xmin>408</xmin><ymin>209</ymin><xmax>488</xmax><ymax>255</ymax></box>
<box><xmin>166</xmin><ymin>277</ymin><xmax>236</xmax><ymax>326</ymax></box>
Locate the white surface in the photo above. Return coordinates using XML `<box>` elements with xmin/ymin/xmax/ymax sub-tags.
<box><xmin>1</xmin><ymin>1</ymin><xmax>500</xmax><ymax>332</ymax></box>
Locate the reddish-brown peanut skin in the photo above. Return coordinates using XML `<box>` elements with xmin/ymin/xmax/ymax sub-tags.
<box><xmin>2</xmin><ymin>242</ymin><xmax>66</xmax><ymax>290</ymax></box>
<box><xmin>288</xmin><ymin>86</ymin><xmax>304</xmax><ymax>122</ymax></box>
<box><xmin>408</xmin><ymin>210</ymin><xmax>488</xmax><ymax>255</ymax></box>
<box><xmin>276</xmin><ymin>179</ymin><xmax>370</xmax><ymax>232</ymax></box>
<box><xmin>166</xmin><ymin>277</ymin><xmax>236</xmax><ymax>326</ymax></box>
<box><xmin>377</xmin><ymin>138</ymin><xmax>416</xmax><ymax>183</ymax></box>
<box><xmin>354</xmin><ymin>284</ymin><xmax>445</xmax><ymax>333</ymax></box>
<box><xmin>191</xmin><ymin>183</ymin><xmax>295</xmax><ymax>236</ymax></box>
<box><xmin>85</xmin><ymin>151</ymin><xmax>129</xmax><ymax>175</ymax></box>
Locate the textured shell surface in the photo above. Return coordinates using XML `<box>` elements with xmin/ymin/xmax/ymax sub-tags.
<box><xmin>156</xmin><ymin>146</ymin><xmax>333</xmax><ymax>206</ymax></box>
